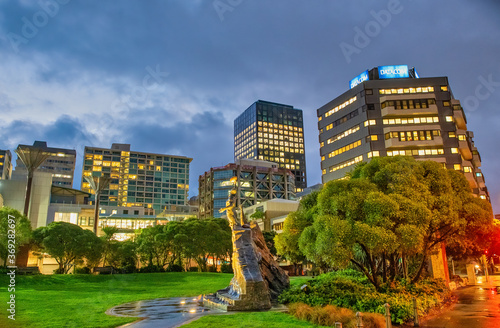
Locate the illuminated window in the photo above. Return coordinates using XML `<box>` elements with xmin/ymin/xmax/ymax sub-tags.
<box><xmin>451</xmin><ymin>148</ymin><xmax>458</xmax><ymax>154</ymax></box>
<box><xmin>458</xmin><ymin>135</ymin><xmax>466</xmax><ymax>141</ymax></box>
<box><xmin>92</xmin><ymin>166</ymin><xmax>102</xmax><ymax>172</ymax></box>
<box><xmin>448</xmin><ymin>132</ymin><xmax>456</xmax><ymax>138</ymax></box>
<box><xmin>480</xmin><ymin>195</ymin><xmax>486</xmax><ymax>200</ymax></box>
<box><xmin>364</xmin><ymin>120</ymin><xmax>376</xmax><ymax>127</ymax></box>
<box><xmin>440</xmin><ymin>86</ymin><xmax>448</xmax><ymax>91</ymax></box>
<box><xmin>454</xmin><ymin>164</ymin><xmax>461</xmax><ymax>170</ymax></box>
<box><xmin>324</xmin><ymin>96</ymin><xmax>357</xmax><ymax>118</ymax></box>
<box><xmin>463</xmin><ymin>166</ymin><xmax>472</xmax><ymax>173</ymax></box>
<box><xmin>445</xmin><ymin>116</ymin><xmax>453</xmax><ymax>122</ymax></box>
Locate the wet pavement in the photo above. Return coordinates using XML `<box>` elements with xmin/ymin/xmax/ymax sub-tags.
<box><xmin>419</xmin><ymin>275</ymin><xmax>500</xmax><ymax>327</ymax></box>
<box><xmin>108</xmin><ymin>295</ymin><xmax>222</xmax><ymax>328</ymax></box>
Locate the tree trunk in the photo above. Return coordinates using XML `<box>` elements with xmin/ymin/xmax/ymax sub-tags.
<box><xmin>382</xmin><ymin>252</ymin><xmax>387</xmax><ymax>283</ymax></box>
<box><xmin>411</xmin><ymin>252</ymin><xmax>428</xmax><ymax>284</ymax></box>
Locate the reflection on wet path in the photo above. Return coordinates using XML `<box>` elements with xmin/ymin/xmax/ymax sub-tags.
<box><xmin>108</xmin><ymin>295</ymin><xmax>223</xmax><ymax>328</ymax></box>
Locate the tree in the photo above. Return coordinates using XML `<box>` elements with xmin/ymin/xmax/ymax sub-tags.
<box><xmin>136</xmin><ymin>225</ymin><xmax>172</xmax><ymax>269</ymax></box>
<box><xmin>0</xmin><ymin>207</ymin><xmax>32</xmax><ymax>267</ymax></box>
<box><xmin>275</xmin><ymin>191</ymin><xmax>319</xmax><ymax>275</ymax></box>
<box><xmin>287</xmin><ymin>157</ymin><xmax>493</xmax><ymax>289</ymax></box>
<box><xmin>33</xmin><ymin>222</ymin><xmax>101</xmax><ymax>274</ymax></box>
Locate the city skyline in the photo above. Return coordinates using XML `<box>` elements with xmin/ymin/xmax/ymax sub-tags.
<box><xmin>0</xmin><ymin>1</ymin><xmax>499</xmax><ymax>212</ymax></box>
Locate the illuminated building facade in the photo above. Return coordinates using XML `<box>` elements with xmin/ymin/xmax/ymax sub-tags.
<box><xmin>318</xmin><ymin>65</ymin><xmax>489</xmax><ymax>200</ymax></box>
<box><xmin>198</xmin><ymin>159</ymin><xmax>296</xmax><ymax>219</ymax></box>
<box><xmin>81</xmin><ymin>143</ymin><xmax>192</xmax><ymax>214</ymax></box>
<box><xmin>15</xmin><ymin>141</ymin><xmax>76</xmax><ymax>187</ymax></box>
<box><xmin>0</xmin><ymin>149</ymin><xmax>12</xmax><ymax>180</ymax></box>
<box><xmin>234</xmin><ymin>100</ymin><xmax>307</xmax><ymax>192</ymax></box>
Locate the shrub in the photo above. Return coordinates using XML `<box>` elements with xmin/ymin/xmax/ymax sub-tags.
<box><xmin>208</xmin><ymin>266</ymin><xmax>218</xmax><ymax>272</ymax></box>
<box><xmin>139</xmin><ymin>265</ymin><xmax>164</xmax><ymax>273</ymax></box>
<box><xmin>280</xmin><ymin>270</ymin><xmax>451</xmax><ymax>325</ymax></box>
<box><xmin>166</xmin><ymin>264</ymin><xmax>184</xmax><ymax>272</ymax></box>
<box><xmin>74</xmin><ymin>267</ymin><xmax>91</xmax><ymax>274</ymax></box>
<box><xmin>188</xmin><ymin>266</ymin><xmax>199</xmax><ymax>272</ymax></box>
<box><xmin>220</xmin><ymin>263</ymin><xmax>233</xmax><ymax>273</ymax></box>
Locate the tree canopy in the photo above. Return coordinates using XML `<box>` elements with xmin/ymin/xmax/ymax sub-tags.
<box><xmin>0</xmin><ymin>207</ymin><xmax>32</xmax><ymax>267</ymax></box>
<box><xmin>276</xmin><ymin>157</ymin><xmax>494</xmax><ymax>289</ymax></box>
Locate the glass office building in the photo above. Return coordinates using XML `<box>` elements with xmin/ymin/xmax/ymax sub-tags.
<box><xmin>234</xmin><ymin>100</ymin><xmax>307</xmax><ymax>191</ymax></box>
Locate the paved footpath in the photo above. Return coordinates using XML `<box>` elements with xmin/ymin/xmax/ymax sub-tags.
<box><xmin>418</xmin><ymin>275</ymin><xmax>500</xmax><ymax>328</ymax></box>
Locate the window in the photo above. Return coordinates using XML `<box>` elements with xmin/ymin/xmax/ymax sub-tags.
<box><xmin>440</xmin><ymin>86</ymin><xmax>448</xmax><ymax>92</ymax></box>
<box><xmin>454</xmin><ymin>164</ymin><xmax>461</xmax><ymax>171</ymax></box>
<box><xmin>451</xmin><ymin>148</ymin><xmax>458</xmax><ymax>154</ymax></box>
<box><xmin>448</xmin><ymin>132</ymin><xmax>456</xmax><ymax>138</ymax></box>
<box><xmin>445</xmin><ymin>116</ymin><xmax>453</xmax><ymax>122</ymax></box>
<box><xmin>463</xmin><ymin>166</ymin><xmax>472</xmax><ymax>173</ymax></box>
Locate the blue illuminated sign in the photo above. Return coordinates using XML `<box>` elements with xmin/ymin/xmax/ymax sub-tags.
<box><xmin>378</xmin><ymin>65</ymin><xmax>409</xmax><ymax>79</ymax></box>
<box><xmin>349</xmin><ymin>70</ymin><xmax>369</xmax><ymax>89</ymax></box>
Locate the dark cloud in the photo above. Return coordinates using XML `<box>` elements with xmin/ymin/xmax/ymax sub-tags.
<box><xmin>0</xmin><ymin>1</ymin><xmax>499</xmax><ymax>211</ymax></box>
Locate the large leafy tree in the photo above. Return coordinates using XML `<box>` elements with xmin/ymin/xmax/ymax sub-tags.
<box><xmin>282</xmin><ymin>157</ymin><xmax>493</xmax><ymax>289</ymax></box>
<box><xmin>33</xmin><ymin>222</ymin><xmax>101</xmax><ymax>273</ymax></box>
<box><xmin>275</xmin><ymin>191</ymin><xmax>319</xmax><ymax>274</ymax></box>
<box><xmin>0</xmin><ymin>207</ymin><xmax>32</xmax><ymax>267</ymax></box>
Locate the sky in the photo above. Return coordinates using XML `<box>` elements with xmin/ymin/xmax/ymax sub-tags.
<box><xmin>0</xmin><ymin>0</ymin><xmax>499</xmax><ymax>213</ymax></box>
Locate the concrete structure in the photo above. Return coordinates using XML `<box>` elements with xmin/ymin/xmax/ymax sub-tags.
<box><xmin>243</xmin><ymin>198</ymin><xmax>299</xmax><ymax>232</ymax></box>
<box><xmin>317</xmin><ymin>65</ymin><xmax>489</xmax><ymax>200</ymax></box>
<box><xmin>0</xmin><ymin>171</ymin><xmax>53</xmax><ymax>228</ymax></box>
<box><xmin>0</xmin><ymin>149</ymin><xmax>13</xmax><ymax>180</ymax></box>
<box><xmin>198</xmin><ymin>159</ymin><xmax>296</xmax><ymax>219</ymax></box>
<box><xmin>234</xmin><ymin>100</ymin><xmax>307</xmax><ymax>192</ymax></box>
<box><xmin>15</xmin><ymin>141</ymin><xmax>76</xmax><ymax>187</ymax></box>
<box><xmin>81</xmin><ymin>143</ymin><xmax>192</xmax><ymax>215</ymax></box>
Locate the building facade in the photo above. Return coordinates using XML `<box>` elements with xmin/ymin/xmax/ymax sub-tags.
<box><xmin>81</xmin><ymin>143</ymin><xmax>192</xmax><ymax>215</ymax></box>
<box><xmin>317</xmin><ymin>65</ymin><xmax>489</xmax><ymax>200</ymax></box>
<box><xmin>198</xmin><ymin>159</ymin><xmax>296</xmax><ymax>219</ymax></box>
<box><xmin>234</xmin><ymin>100</ymin><xmax>307</xmax><ymax>192</ymax></box>
<box><xmin>0</xmin><ymin>149</ymin><xmax>12</xmax><ymax>180</ymax></box>
<box><xmin>15</xmin><ymin>141</ymin><xmax>76</xmax><ymax>187</ymax></box>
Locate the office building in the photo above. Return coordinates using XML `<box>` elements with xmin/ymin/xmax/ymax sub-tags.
<box><xmin>317</xmin><ymin>65</ymin><xmax>489</xmax><ymax>200</ymax></box>
<box><xmin>0</xmin><ymin>149</ymin><xmax>12</xmax><ymax>180</ymax></box>
<box><xmin>81</xmin><ymin>143</ymin><xmax>192</xmax><ymax>214</ymax></box>
<box><xmin>198</xmin><ymin>159</ymin><xmax>296</xmax><ymax>219</ymax></box>
<box><xmin>234</xmin><ymin>100</ymin><xmax>307</xmax><ymax>192</ymax></box>
<box><xmin>15</xmin><ymin>141</ymin><xmax>76</xmax><ymax>187</ymax></box>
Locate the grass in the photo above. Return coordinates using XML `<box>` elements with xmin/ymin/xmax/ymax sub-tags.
<box><xmin>183</xmin><ymin>311</ymin><xmax>321</xmax><ymax>328</ymax></box>
<box><xmin>0</xmin><ymin>273</ymin><xmax>320</xmax><ymax>328</ymax></box>
<box><xmin>0</xmin><ymin>272</ymin><xmax>232</xmax><ymax>328</ymax></box>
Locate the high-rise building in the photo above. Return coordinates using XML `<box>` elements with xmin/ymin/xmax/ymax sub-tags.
<box><xmin>0</xmin><ymin>149</ymin><xmax>12</xmax><ymax>180</ymax></box>
<box><xmin>81</xmin><ymin>143</ymin><xmax>192</xmax><ymax>214</ymax></box>
<box><xmin>15</xmin><ymin>141</ymin><xmax>76</xmax><ymax>187</ymax></box>
<box><xmin>234</xmin><ymin>100</ymin><xmax>307</xmax><ymax>192</ymax></box>
<box><xmin>198</xmin><ymin>159</ymin><xmax>296</xmax><ymax>219</ymax></box>
<box><xmin>317</xmin><ymin>65</ymin><xmax>489</xmax><ymax>200</ymax></box>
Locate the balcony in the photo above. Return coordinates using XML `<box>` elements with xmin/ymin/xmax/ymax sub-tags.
<box><xmin>381</xmin><ymin>104</ymin><xmax>438</xmax><ymax>117</ymax></box>
<box><xmin>385</xmin><ymin>136</ymin><xmax>444</xmax><ymax>149</ymax></box>
<box><xmin>453</xmin><ymin>105</ymin><xmax>467</xmax><ymax>130</ymax></box>
<box><xmin>458</xmin><ymin>140</ymin><xmax>473</xmax><ymax>160</ymax></box>
<box><xmin>472</xmin><ymin>148</ymin><xmax>481</xmax><ymax>167</ymax></box>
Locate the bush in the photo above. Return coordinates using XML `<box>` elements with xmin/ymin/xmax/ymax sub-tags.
<box><xmin>74</xmin><ymin>267</ymin><xmax>91</xmax><ymax>274</ymax></box>
<box><xmin>288</xmin><ymin>302</ymin><xmax>384</xmax><ymax>328</ymax></box>
<box><xmin>166</xmin><ymin>264</ymin><xmax>184</xmax><ymax>272</ymax></box>
<box><xmin>220</xmin><ymin>263</ymin><xmax>233</xmax><ymax>273</ymax></box>
<box><xmin>139</xmin><ymin>265</ymin><xmax>164</xmax><ymax>273</ymax></box>
<box><xmin>280</xmin><ymin>270</ymin><xmax>451</xmax><ymax>325</ymax></box>
<box><xmin>208</xmin><ymin>266</ymin><xmax>218</xmax><ymax>272</ymax></box>
<box><xmin>188</xmin><ymin>266</ymin><xmax>199</xmax><ymax>272</ymax></box>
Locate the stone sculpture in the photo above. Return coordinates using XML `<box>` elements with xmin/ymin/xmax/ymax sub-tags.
<box><xmin>204</xmin><ymin>176</ymin><xmax>289</xmax><ymax>311</ymax></box>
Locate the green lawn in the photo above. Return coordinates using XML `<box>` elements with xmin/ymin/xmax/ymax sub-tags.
<box><xmin>0</xmin><ymin>273</ymin><xmax>318</xmax><ymax>328</ymax></box>
<box><xmin>0</xmin><ymin>272</ymin><xmax>232</xmax><ymax>328</ymax></box>
<box><xmin>183</xmin><ymin>311</ymin><xmax>321</xmax><ymax>328</ymax></box>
